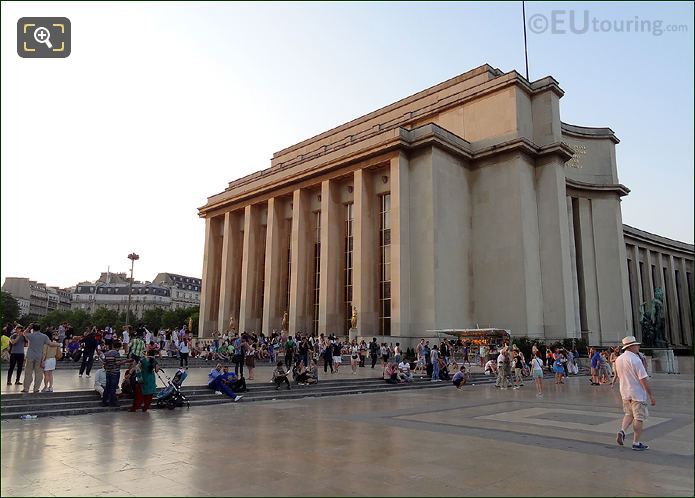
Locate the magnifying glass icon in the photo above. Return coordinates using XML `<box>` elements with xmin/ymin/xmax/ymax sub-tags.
<box><xmin>33</xmin><ymin>26</ymin><xmax>53</xmax><ymax>49</ymax></box>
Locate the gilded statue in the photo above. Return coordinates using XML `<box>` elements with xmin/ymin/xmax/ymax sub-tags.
<box><xmin>282</xmin><ymin>311</ymin><xmax>289</xmax><ymax>332</ymax></box>
<box><xmin>351</xmin><ymin>306</ymin><xmax>358</xmax><ymax>329</ymax></box>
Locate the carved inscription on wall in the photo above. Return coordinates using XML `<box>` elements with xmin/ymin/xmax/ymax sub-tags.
<box><xmin>566</xmin><ymin>143</ymin><xmax>587</xmax><ymax>169</ymax></box>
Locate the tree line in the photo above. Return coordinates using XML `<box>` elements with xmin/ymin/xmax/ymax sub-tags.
<box><xmin>1</xmin><ymin>292</ymin><xmax>199</xmax><ymax>335</ymax></box>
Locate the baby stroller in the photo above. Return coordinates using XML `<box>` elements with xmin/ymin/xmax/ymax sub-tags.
<box><xmin>154</xmin><ymin>368</ymin><xmax>190</xmax><ymax>409</ymax></box>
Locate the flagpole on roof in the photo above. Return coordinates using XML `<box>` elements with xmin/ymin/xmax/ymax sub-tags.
<box><xmin>522</xmin><ymin>0</ymin><xmax>530</xmax><ymax>81</ymax></box>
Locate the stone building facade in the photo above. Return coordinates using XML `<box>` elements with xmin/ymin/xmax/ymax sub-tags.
<box><xmin>152</xmin><ymin>273</ymin><xmax>201</xmax><ymax>309</ymax></box>
<box><xmin>2</xmin><ymin>277</ymin><xmax>71</xmax><ymax>317</ymax></box>
<box><xmin>197</xmin><ymin>64</ymin><xmax>693</xmax><ymax>347</ymax></box>
<box><xmin>623</xmin><ymin>226</ymin><xmax>693</xmax><ymax>349</ymax></box>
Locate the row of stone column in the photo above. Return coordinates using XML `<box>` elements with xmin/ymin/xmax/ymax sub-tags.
<box><xmin>199</xmin><ymin>155</ymin><xmax>409</xmax><ymax>338</ymax></box>
<box><xmin>626</xmin><ymin>244</ymin><xmax>693</xmax><ymax>347</ymax></box>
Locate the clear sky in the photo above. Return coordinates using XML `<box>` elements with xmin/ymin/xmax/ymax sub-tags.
<box><xmin>1</xmin><ymin>1</ymin><xmax>693</xmax><ymax>289</ymax></box>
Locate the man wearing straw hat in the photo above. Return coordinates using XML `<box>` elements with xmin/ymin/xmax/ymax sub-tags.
<box><xmin>614</xmin><ymin>335</ymin><xmax>656</xmax><ymax>451</ymax></box>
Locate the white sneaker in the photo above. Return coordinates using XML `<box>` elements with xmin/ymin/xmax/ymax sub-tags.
<box><xmin>78</xmin><ymin>374</ymin><xmax>82</xmax><ymax>378</ymax></box>
<box><xmin>234</xmin><ymin>395</ymin><xmax>243</xmax><ymax>402</ymax></box>
<box><xmin>215</xmin><ymin>391</ymin><xmax>222</xmax><ymax>395</ymax></box>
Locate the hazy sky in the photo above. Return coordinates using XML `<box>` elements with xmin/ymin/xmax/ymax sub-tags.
<box><xmin>2</xmin><ymin>1</ymin><xmax>693</xmax><ymax>289</ymax></box>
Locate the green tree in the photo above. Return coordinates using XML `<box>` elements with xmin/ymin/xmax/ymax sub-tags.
<box><xmin>40</xmin><ymin>310</ymin><xmax>73</xmax><ymax>329</ymax></box>
<box><xmin>161</xmin><ymin>309</ymin><xmax>180</xmax><ymax>330</ymax></box>
<box><xmin>19</xmin><ymin>313</ymin><xmax>42</xmax><ymax>326</ymax></box>
<box><xmin>142</xmin><ymin>308</ymin><xmax>165</xmax><ymax>331</ymax></box>
<box><xmin>1</xmin><ymin>291</ymin><xmax>21</xmax><ymax>325</ymax></box>
<box><xmin>91</xmin><ymin>308</ymin><xmax>120</xmax><ymax>329</ymax></box>
<box><xmin>117</xmin><ymin>311</ymin><xmax>136</xmax><ymax>329</ymax></box>
<box><xmin>69</xmin><ymin>309</ymin><xmax>92</xmax><ymax>333</ymax></box>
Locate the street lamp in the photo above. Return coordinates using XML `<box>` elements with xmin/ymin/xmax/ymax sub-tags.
<box><xmin>125</xmin><ymin>252</ymin><xmax>140</xmax><ymax>326</ymax></box>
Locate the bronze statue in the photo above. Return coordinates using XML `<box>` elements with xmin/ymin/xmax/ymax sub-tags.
<box><xmin>639</xmin><ymin>287</ymin><xmax>668</xmax><ymax>348</ymax></box>
<box><xmin>282</xmin><ymin>311</ymin><xmax>289</xmax><ymax>332</ymax></box>
<box><xmin>228</xmin><ymin>315</ymin><xmax>236</xmax><ymax>332</ymax></box>
<box><xmin>351</xmin><ymin>306</ymin><xmax>358</xmax><ymax>329</ymax></box>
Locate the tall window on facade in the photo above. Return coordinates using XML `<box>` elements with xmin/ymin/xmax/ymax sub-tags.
<box><xmin>344</xmin><ymin>202</ymin><xmax>354</xmax><ymax>334</ymax></box>
<box><xmin>312</xmin><ymin>211</ymin><xmax>321</xmax><ymax>336</ymax></box>
<box><xmin>379</xmin><ymin>194</ymin><xmax>391</xmax><ymax>336</ymax></box>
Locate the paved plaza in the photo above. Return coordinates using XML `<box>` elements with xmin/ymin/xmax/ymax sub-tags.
<box><xmin>1</xmin><ymin>374</ymin><xmax>692</xmax><ymax>497</ymax></box>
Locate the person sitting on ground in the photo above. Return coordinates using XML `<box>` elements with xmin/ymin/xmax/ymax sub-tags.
<box><xmin>272</xmin><ymin>361</ymin><xmax>291</xmax><ymax>390</ymax></box>
<box><xmin>484</xmin><ymin>359</ymin><xmax>497</xmax><ymax>375</ymax></box>
<box><xmin>438</xmin><ymin>356</ymin><xmax>451</xmax><ymax>381</ymax></box>
<box><xmin>120</xmin><ymin>362</ymin><xmax>137</xmax><ymax>398</ymax></box>
<box><xmin>383</xmin><ymin>361</ymin><xmax>400</xmax><ymax>384</ymax></box>
<box><xmin>452</xmin><ymin>365</ymin><xmax>469</xmax><ymax>389</ymax></box>
<box><xmin>94</xmin><ymin>367</ymin><xmax>122</xmax><ymax>397</ymax></box>
<box><xmin>398</xmin><ymin>358</ymin><xmax>414</xmax><ymax>382</ymax></box>
<box><xmin>166</xmin><ymin>339</ymin><xmax>178</xmax><ymax>358</ymax></box>
<box><xmin>207</xmin><ymin>363</ymin><xmax>243</xmax><ymax>401</ymax></box>
<box><xmin>294</xmin><ymin>361</ymin><xmax>310</xmax><ymax>384</ymax></box>
<box><xmin>67</xmin><ymin>337</ymin><xmax>80</xmax><ymax>358</ymax></box>
<box><xmin>306</xmin><ymin>359</ymin><xmax>319</xmax><ymax>384</ymax></box>
<box><xmin>216</xmin><ymin>342</ymin><xmax>230</xmax><ymax>361</ymax></box>
<box><xmin>221</xmin><ymin>365</ymin><xmax>247</xmax><ymax>392</ymax></box>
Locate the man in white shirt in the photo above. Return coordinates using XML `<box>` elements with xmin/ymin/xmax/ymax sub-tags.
<box><xmin>398</xmin><ymin>360</ymin><xmax>413</xmax><ymax>382</ymax></box>
<box><xmin>614</xmin><ymin>336</ymin><xmax>656</xmax><ymax>451</ymax></box>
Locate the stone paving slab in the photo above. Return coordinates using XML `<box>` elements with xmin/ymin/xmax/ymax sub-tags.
<box><xmin>1</xmin><ymin>374</ymin><xmax>691</xmax><ymax>497</ymax></box>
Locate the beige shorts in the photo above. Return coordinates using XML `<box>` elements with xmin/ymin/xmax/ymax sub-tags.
<box><xmin>622</xmin><ymin>399</ymin><xmax>649</xmax><ymax>421</ymax></box>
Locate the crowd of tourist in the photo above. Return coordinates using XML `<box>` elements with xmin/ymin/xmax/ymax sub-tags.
<box><xmin>1</xmin><ymin>321</ymin><xmax>657</xmax><ymax>449</ymax></box>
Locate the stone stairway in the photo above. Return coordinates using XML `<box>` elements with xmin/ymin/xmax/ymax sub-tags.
<box><xmin>1</xmin><ymin>374</ymin><xmax>500</xmax><ymax>420</ymax></box>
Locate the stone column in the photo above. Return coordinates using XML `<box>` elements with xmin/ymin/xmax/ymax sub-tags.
<box><xmin>536</xmin><ymin>157</ymin><xmax>577</xmax><ymax>339</ymax></box>
<box><xmin>239</xmin><ymin>204</ymin><xmax>262</xmax><ymax>333</ymax></box>
<box><xmin>678</xmin><ymin>257</ymin><xmax>693</xmax><ymax>346</ymax></box>
<box><xmin>577</xmin><ymin>198</ymin><xmax>601</xmax><ymax>344</ymax></box>
<box><xmin>632</xmin><ymin>245</ymin><xmax>644</xmax><ymax>305</ymax></box>
<box><xmin>630</xmin><ymin>244</ymin><xmax>644</xmax><ymax>338</ymax></box>
<box><xmin>566</xmin><ymin>196</ymin><xmax>582</xmax><ymax>337</ymax></box>
<box><xmin>390</xmin><ymin>152</ymin><xmax>411</xmax><ymax>337</ymax></box>
<box><xmin>218</xmin><ymin>211</ymin><xmax>243</xmax><ymax>334</ymax></box>
<box><xmin>289</xmin><ymin>189</ymin><xmax>311</xmax><ymax>335</ymax></box>
<box><xmin>666</xmin><ymin>255</ymin><xmax>681</xmax><ymax>345</ymax></box>
<box><xmin>199</xmin><ymin>216</ymin><xmax>223</xmax><ymax>337</ymax></box>
<box><xmin>644</xmin><ymin>249</ymin><xmax>655</xmax><ymax>301</ymax></box>
<box><xmin>655</xmin><ymin>252</ymin><xmax>669</xmax><ymax>341</ymax></box>
<box><xmin>319</xmin><ymin>180</ymin><xmax>341</xmax><ymax>335</ymax></box>
<box><xmin>590</xmin><ymin>197</ymin><xmax>632</xmax><ymax>344</ymax></box>
<box><xmin>262</xmin><ymin>198</ymin><xmax>284</xmax><ymax>335</ymax></box>
<box><xmin>353</xmin><ymin>169</ymin><xmax>377</xmax><ymax>338</ymax></box>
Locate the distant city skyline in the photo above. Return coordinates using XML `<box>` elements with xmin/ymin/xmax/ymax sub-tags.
<box><xmin>2</xmin><ymin>1</ymin><xmax>692</xmax><ymax>289</ymax></box>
